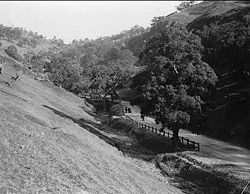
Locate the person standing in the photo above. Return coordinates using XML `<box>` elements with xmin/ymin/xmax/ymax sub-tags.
<box><xmin>0</xmin><ymin>60</ymin><xmax>3</xmax><ymax>75</ymax></box>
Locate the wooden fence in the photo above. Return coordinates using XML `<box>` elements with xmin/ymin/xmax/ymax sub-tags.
<box><xmin>124</xmin><ymin>115</ymin><xmax>200</xmax><ymax>151</ymax></box>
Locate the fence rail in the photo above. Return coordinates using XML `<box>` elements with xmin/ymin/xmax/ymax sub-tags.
<box><xmin>124</xmin><ymin>115</ymin><xmax>200</xmax><ymax>151</ymax></box>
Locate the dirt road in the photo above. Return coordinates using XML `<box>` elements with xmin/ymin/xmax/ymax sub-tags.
<box><xmin>122</xmin><ymin>101</ymin><xmax>250</xmax><ymax>171</ymax></box>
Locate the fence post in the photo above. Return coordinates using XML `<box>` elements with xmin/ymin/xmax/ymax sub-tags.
<box><xmin>123</xmin><ymin>114</ymin><xmax>200</xmax><ymax>151</ymax></box>
<box><xmin>192</xmin><ymin>141</ymin><xmax>195</xmax><ymax>150</ymax></box>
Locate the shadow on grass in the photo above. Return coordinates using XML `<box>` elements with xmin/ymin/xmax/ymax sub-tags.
<box><xmin>42</xmin><ymin>104</ymin><xmax>174</xmax><ymax>161</ymax></box>
<box><xmin>42</xmin><ymin>104</ymin><xmax>117</xmax><ymax>147</ymax></box>
<box><xmin>79</xmin><ymin>105</ymin><xmax>99</xmax><ymax>119</ymax></box>
<box><xmin>42</xmin><ymin>104</ymin><xmax>249</xmax><ymax>194</ymax></box>
<box><xmin>0</xmin><ymin>88</ymin><xmax>28</xmax><ymax>102</ymax></box>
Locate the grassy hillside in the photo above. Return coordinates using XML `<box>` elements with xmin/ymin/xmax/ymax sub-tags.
<box><xmin>0</xmin><ymin>25</ymin><xmax>59</xmax><ymax>60</ymax></box>
<box><xmin>127</xmin><ymin>1</ymin><xmax>249</xmax><ymax>57</ymax></box>
<box><xmin>0</xmin><ymin>54</ymin><xmax>183</xmax><ymax>193</ymax></box>
<box><xmin>163</xmin><ymin>1</ymin><xmax>249</xmax><ymax>24</ymax></box>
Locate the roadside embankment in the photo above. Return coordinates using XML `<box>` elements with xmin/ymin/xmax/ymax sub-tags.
<box><xmin>107</xmin><ymin>116</ymin><xmax>250</xmax><ymax>194</ymax></box>
<box><xmin>154</xmin><ymin>151</ymin><xmax>250</xmax><ymax>194</ymax></box>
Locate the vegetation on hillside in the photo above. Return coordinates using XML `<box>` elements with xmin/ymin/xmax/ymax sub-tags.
<box><xmin>176</xmin><ymin>0</ymin><xmax>197</xmax><ymax>11</ymax></box>
<box><xmin>132</xmin><ymin>23</ymin><xmax>217</xmax><ymax>149</ymax></box>
<box><xmin>1</xmin><ymin>0</ymin><xmax>249</xmax><ymax>147</ymax></box>
<box><xmin>20</xmin><ymin>26</ymin><xmax>143</xmax><ymax>112</ymax></box>
<box><xmin>5</xmin><ymin>45</ymin><xmax>23</xmax><ymax>62</ymax></box>
<box><xmin>129</xmin><ymin>1</ymin><xmax>250</xmax><ymax>146</ymax></box>
<box><xmin>188</xmin><ymin>6</ymin><xmax>250</xmax><ymax>138</ymax></box>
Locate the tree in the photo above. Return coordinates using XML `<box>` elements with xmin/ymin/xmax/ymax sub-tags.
<box><xmin>44</xmin><ymin>57</ymin><xmax>81</xmax><ymax>93</ymax></box>
<box><xmin>80</xmin><ymin>53</ymin><xmax>98</xmax><ymax>69</ymax></box>
<box><xmin>137</xmin><ymin>23</ymin><xmax>217</xmax><ymax>150</ymax></box>
<box><xmin>151</xmin><ymin>16</ymin><xmax>166</xmax><ymax>27</ymax></box>
<box><xmin>104</xmin><ymin>47</ymin><xmax>120</xmax><ymax>61</ymax></box>
<box><xmin>5</xmin><ymin>45</ymin><xmax>23</xmax><ymax>61</ymax></box>
<box><xmin>86</xmin><ymin>58</ymin><xmax>133</xmax><ymax>111</ymax></box>
<box><xmin>176</xmin><ymin>1</ymin><xmax>196</xmax><ymax>11</ymax></box>
<box><xmin>192</xmin><ymin>10</ymin><xmax>250</xmax><ymax>135</ymax></box>
<box><xmin>195</xmin><ymin>18</ymin><xmax>250</xmax><ymax>76</ymax></box>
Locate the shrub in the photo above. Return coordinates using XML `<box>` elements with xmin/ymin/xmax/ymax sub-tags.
<box><xmin>5</xmin><ymin>45</ymin><xmax>23</xmax><ymax>61</ymax></box>
<box><xmin>109</xmin><ymin>104</ymin><xmax>124</xmax><ymax>116</ymax></box>
<box><xmin>108</xmin><ymin>116</ymin><xmax>138</xmax><ymax>134</ymax></box>
<box><xmin>17</xmin><ymin>42</ymin><xmax>23</xmax><ymax>47</ymax></box>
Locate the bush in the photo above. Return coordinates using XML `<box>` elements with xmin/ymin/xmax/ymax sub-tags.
<box><xmin>109</xmin><ymin>104</ymin><xmax>124</xmax><ymax>116</ymax></box>
<box><xmin>108</xmin><ymin>117</ymin><xmax>137</xmax><ymax>133</ymax></box>
<box><xmin>5</xmin><ymin>45</ymin><xmax>23</xmax><ymax>61</ymax></box>
<box><xmin>17</xmin><ymin>40</ymin><xmax>24</xmax><ymax>47</ymax></box>
<box><xmin>30</xmin><ymin>39</ymin><xmax>38</xmax><ymax>47</ymax></box>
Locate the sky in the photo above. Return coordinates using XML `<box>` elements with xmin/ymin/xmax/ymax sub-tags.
<box><xmin>0</xmin><ymin>1</ymin><xmax>180</xmax><ymax>43</ymax></box>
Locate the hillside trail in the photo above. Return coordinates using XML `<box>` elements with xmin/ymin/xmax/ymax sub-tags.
<box><xmin>0</xmin><ymin>59</ymin><xmax>184</xmax><ymax>194</ymax></box>
<box><xmin>121</xmin><ymin>101</ymin><xmax>250</xmax><ymax>171</ymax></box>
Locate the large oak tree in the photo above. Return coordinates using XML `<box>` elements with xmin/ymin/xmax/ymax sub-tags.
<box><xmin>138</xmin><ymin>23</ymin><xmax>217</xmax><ymax>150</ymax></box>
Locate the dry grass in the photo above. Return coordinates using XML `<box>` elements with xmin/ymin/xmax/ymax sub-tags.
<box><xmin>154</xmin><ymin>151</ymin><xmax>250</xmax><ymax>194</ymax></box>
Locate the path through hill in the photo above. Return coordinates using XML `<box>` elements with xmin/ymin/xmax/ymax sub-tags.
<box><xmin>121</xmin><ymin>101</ymin><xmax>250</xmax><ymax>171</ymax></box>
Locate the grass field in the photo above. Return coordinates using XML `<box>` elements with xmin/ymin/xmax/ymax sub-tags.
<box><xmin>0</xmin><ymin>56</ymin><xmax>184</xmax><ymax>194</ymax></box>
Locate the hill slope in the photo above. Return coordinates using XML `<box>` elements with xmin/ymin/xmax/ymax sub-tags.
<box><xmin>0</xmin><ymin>56</ymin><xmax>183</xmax><ymax>193</ymax></box>
<box><xmin>127</xmin><ymin>1</ymin><xmax>249</xmax><ymax>57</ymax></box>
<box><xmin>129</xmin><ymin>1</ymin><xmax>250</xmax><ymax>144</ymax></box>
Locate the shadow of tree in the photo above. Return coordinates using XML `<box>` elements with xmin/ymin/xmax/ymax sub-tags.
<box><xmin>42</xmin><ymin>104</ymin><xmax>249</xmax><ymax>194</ymax></box>
<box><xmin>79</xmin><ymin>105</ymin><xmax>99</xmax><ymax>119</ymax></box>
<box><xmin>0</xmin><ymin>88</ymin><xmax>28</xmax><ymax>102</ymax></box>
<box><xmin>42</xmin><ymin>104</ymin><xmax>174</xmax><ymax>161</ymax></box>
<box><xmin>42</xmin><ymin>105</ymin><xmax>118</xmax><ymax>147</ymax></box>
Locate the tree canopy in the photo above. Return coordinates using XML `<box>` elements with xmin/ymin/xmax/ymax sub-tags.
<box><xmin>136</xmin><ymin>23</ymin><xmax>217</xmax><ymax>149</ymax></box>
<box><xmin>176</xmin><ymin>1</ymin><xmax>197</xmax><ymax>11</ymax></box>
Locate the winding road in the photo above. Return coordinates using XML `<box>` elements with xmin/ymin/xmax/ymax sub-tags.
<box><xmin>121</xmin><ymin>101</ymin><xmax>250</xmax><ymax>171</ymax></box>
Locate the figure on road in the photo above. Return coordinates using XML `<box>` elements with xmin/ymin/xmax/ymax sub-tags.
<box><xmin>0</xmin><ymin>60</ymin><xmax>3</xmax><ymax>75</ymax></box>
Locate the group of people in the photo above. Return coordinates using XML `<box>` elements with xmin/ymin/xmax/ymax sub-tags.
<box><xmin>124</xmin><ymin>106</ymin><xmax>132</xmax><ymax>114</ymax></box>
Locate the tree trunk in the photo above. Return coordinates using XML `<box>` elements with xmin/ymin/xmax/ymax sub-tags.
<box><xmin>172</xmin><ymin>128</ymin><xmax>179</xmax><ymax>151</ymax></box>
<box><xmin>103</xmin><ymin>95</ymin><xmax>107</xmax><ymax>112</ymax></box>
<box><xmin>247</xmin><ymin>80</ymin><xmax>250</xmax><ymax>135</ymax></box>
<box><xmin>103</xmin><ymin>100</ymin><xmax>107</xmax><ymax>112</ymax></box>
<box><xmin>111</xmin><ymin>93</ymin><xmax>114</xmax><ymax>102</ymax></box>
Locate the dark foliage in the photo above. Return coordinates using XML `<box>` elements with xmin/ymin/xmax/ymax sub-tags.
<box><xmin>176</xmin><ymin>1</ymin><xmax>197</xmax><ymax>11</ymax></box>
<box><xmin>131</xmin><ymin>23</ymin><xmax>217</xmax><ymax>149</ymax></box>
<box><xmin>5</xmin><ymin>45</ymin><xmax>23</xmax><ymax>62</ymax></box>
<box><xmin>109</xmin><ymin>104</ymin><xmax>124</xmax><ymax>116</ymax></box>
